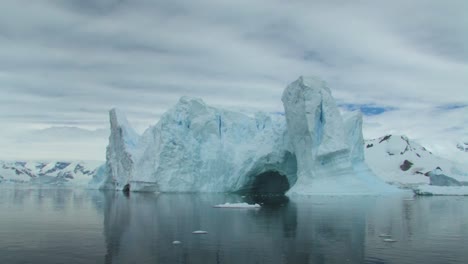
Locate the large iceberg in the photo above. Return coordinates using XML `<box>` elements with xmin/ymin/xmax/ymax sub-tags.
<box><xmin>97</xmin><ymin>76</ymin><xmax>396</xmax><ymax>195</ymax></box>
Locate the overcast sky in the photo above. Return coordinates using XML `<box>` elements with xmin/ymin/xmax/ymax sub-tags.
<box><xmin>0</xmin><ymin>0</ymin><xmax>467</xmax><ymax>162</ymax></box>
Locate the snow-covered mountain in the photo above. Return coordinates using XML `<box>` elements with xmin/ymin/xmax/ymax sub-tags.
<box><xmin>0</xmin><ymin>160</ymin><xmax>103</xmax><ymax>186</ymax></box>
<box><xmin>364</xmin><ymin>134</ymin><xmax>468</xmax><ymax>188</ymax></box>
<box><xmin>97</xmin><ymin>76</ymin><xmax>397</xmax><ymax>195</ymax></box>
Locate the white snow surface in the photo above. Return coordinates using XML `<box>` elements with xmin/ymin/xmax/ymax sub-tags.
<box><xmin>98</xmin><ymin>76</ymin><xmax>397</xmax><ymax>195</ymax></box>
<box><xmin>364</xmin><ymin>135</ymin><xmax>468</xmax><ymax>187</ymax></box>
<box><xmin>213</xmin><ymin>202</ymin><xmax>261</xmax><ymax>208</ymax></box>
<box><xmin>0</xmin><ymin>160</ymin><xmax>102</xmax><ymax>186</ymax></box>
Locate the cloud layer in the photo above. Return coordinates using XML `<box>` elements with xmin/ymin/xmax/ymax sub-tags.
<box><xmin>0</xmin><ymin>0</ymin><xmax>467</xmax><ymax>161</ymax></box>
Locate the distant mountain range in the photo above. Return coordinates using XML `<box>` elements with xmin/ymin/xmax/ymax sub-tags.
<box><xmin>0</xmin><ymin>160</ymin><xmax>103</xmax><ymax>186</ymax></box>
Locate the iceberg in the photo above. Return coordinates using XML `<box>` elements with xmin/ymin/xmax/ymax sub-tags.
<box><xmin>281</xmin><ymin>77</ymin><xmax>394</xmax><ymax>195</ymax></box>
<box><xmin>97</xmin><ymin>76</ymin><xmax>397</xmax><ymax>195</ymax></box>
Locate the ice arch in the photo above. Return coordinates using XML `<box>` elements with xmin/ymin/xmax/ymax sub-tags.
<box><xmin>243</xmin><ymin>171</ymin><xmax>290</xmax><ymax>194</ymax></box>
<box><xmin>238</xmin><ymin>151</ymin><xmax>297</xmax><ymax>195</ymax></box>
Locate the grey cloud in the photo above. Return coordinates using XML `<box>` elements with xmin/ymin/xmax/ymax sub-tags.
<box><xmin>0</xmin><ymin>0</ymin><xmax>467</xmax><ymax>160</ymax></box>
<box><xmin>55</xmin><ymin>0</ymin><xmax>126</xmax><ymax>15</ymax></box>
<box><xmin>16</xmin><ymin>126</ymin><xmax>109</xmax><ymax>142</ymax></box>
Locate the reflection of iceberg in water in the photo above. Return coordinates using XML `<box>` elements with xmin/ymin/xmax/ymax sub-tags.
<box><xmin>290</xmin><ymin>197</ymin><xmax>369</xmax><ymax>264</ymax></box>
<box><xmin>100</xmin><ymin>193</ymin><xmax>373</xmax><ymax>264</ymax></box>
<box><xmin>102</xmin><ymin>192</ymin><xmax>159</xmax><ymax>264</ymax></box>
<box><xmin>94</xmin><ymin>192</ymin><xmax>468</xmax><ymax>263</ymax></box>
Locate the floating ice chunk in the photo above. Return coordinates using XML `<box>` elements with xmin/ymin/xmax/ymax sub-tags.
<box><xmin>213</xmin><ymin>202</ymin><xmax>261</xmax><ymax>209</ymax></box>
<box><xmin>192</xmin><ymin>230</ymin><xmax>208</xmax><ymax>234</ymax></box>
<box><xmin>383</xmin><ymin>239</ymin><xmax>397</xmax><ymax>242</ymax></box>
<box><xmin>172</xmin><ymin>241</ymin><xmax>181</xmax><ymax>245</ymax></box>
<box><xmin>378</xmin><ymin>234</ymin><xmax>392</xmax><ymax>238</ymax></box>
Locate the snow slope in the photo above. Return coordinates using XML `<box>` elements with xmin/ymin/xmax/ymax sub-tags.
<box><xmin>364</xmin><ymin>135</ymin><xmax>468</xmax><ymax>188</ymax></box>
<box><xmin>98</xmin><ymin>76</ymin><xmax>397</xmax><ymax>195</ymax></box>
<box><xmin>0</xmin><ymin>160</ymin><xmax>102</xmax><ymax>186</ymax></box>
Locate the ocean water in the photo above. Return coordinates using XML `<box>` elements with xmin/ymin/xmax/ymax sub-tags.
<box><xmin>0</xmin><ymin>188</ymin><xmax>467</xmax><ymax>264</ymax></box>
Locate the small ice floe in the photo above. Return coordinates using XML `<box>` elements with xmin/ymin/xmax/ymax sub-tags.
<box><xmin>172</xmin><ymin>240</ymin><xmax>181</xmax><ymax>245</ymax></box>
<box><xmin>383</xmin><ymin>239</ymin><xmax>397</xmax><ymax>242</ymax></box>
<box><xmin>403</xmin><ymin>198</ymin><xmax>415</xmax><ymax>201</ymax></box>
<box><xmin>192</xmin><ymin>230</ymin><xmax>208</xmax><ymax>234</ymax></box>
<box><xmin>378</xmin><ymin>234</ymin><xmax>392</xmax><ymax>238</ymax></box>
<box><xmin>213</xmin><ymin>202</ymin><xmax>261</xmax><ymax>209</ymax></box>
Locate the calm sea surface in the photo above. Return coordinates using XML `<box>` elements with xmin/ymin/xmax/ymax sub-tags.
<box><xmin>0</xmin><ymin>188</ymin><xmax>467</xmax><ymax>264</ymax></box>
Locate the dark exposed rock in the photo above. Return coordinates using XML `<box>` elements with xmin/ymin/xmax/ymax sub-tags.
<box><xmin>59</xmin><ymin>172</ymin><xmax>74</xmax><ymax>179</ymax></box>
<box><xmin>73</xmin><ymin>164</ymin><xmax>93</xmax><ymax>175</ymax></box>
<box><xmin>400</xmin><ymin>160</ymin><xmax>413</xmax><ymax>171</ymax></box>
<box><xmin>74</xmin><ymin>164</ymin><xmax>84</xmax><ymax>174</ymax></box>
<box><xmin>44</xmin><ymin>162</ymin><xmax>71</xmax><ymax>174</ymax></box>
<box><xmin>457</xmin><ymin>142</ymin><xmax>468</xmax><ymax>152</ymax></box>
<box><xmin>401</xmin><ymin>136</ymin><xmax>410</xmax><ymax>145</ymax></box>
<box><xmin>366</xmin><ymin>143</ymin><xmax>373</xmax><ymax>148</ymax></box>
<box><xmin>421</xmin><ymin>147</ymin><xmax>432</xmax><ymax>154</ymax></box>
<box><xmin>400</xmin><ymin>145</ymin><xmax>411</xmax><ymax>155</ymax></box>
<box><xmin>15</xmin><ymin>161</ymin><xmax>26</xmax><ymax>167</ymax></box>
<box><xmin>22</xmin><ymin>169</ymin><xmax>35</xmax><ymax>178</ymax></box>
<box><xmin>35</xmin><ymin>163</ymin><xmax>47</xmax><ymax>170</ymax></box>
<box><xmin>379</xmin><ymin>135</ymin><xmax>392</xmax><ymax>143</ymax></box>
